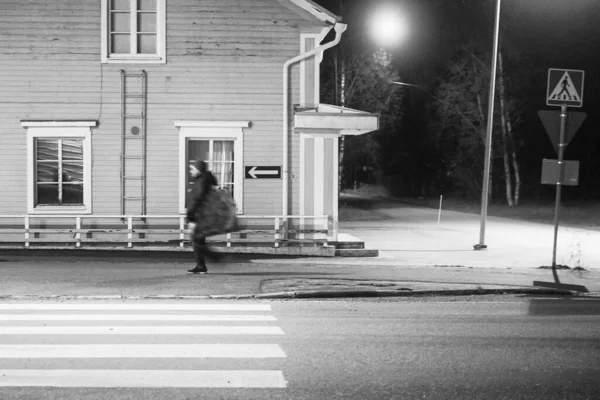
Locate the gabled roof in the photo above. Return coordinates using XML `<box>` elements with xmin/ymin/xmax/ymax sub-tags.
<box><xmin>275</xmin><ymin>0</ymin><xmax>341</xmax><ymax>25</ymax></box>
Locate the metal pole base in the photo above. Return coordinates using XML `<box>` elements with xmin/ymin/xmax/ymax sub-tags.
<box><xmin>473</xmin><ymin>244</ymin><xmax>487</xmax><ymax>250</ymax></box>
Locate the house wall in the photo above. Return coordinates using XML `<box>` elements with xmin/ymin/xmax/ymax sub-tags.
<box><xmin>0</xmin><ymin>0</ymin><xmax>325</xmax><ymax>223</ymax></box>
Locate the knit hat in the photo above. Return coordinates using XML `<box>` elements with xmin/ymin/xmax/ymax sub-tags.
<box><xmin>194</xmin><ymin>160</ymin><xmax>208</xmax><ymax>173</ymax></box>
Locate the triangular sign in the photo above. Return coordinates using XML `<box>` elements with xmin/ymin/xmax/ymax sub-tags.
<box><xmin>548</xmin><ymin>71</ymin><xmax>581</xmax><ymax>103</ymax></box>
<box><xmin>538</xmin><ymin>110</ymin><xmax>586</xmax><ymax>154</ymax></box>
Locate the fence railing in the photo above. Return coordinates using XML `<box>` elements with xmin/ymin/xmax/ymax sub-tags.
<box><xmin>0</xmin><ymin>214</ymin><xmax>331</xmax><ymax>249</ymax></box>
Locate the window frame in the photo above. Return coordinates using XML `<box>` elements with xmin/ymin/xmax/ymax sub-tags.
<box><xmin>188</xmin><ymin>140</ymin><xmax>236</xmax><ymax>197</ymax></box>
<box><xmin>22</xmin><ymin>121</ymin><xmax>95</xmax><ymax>215</ymax></box>
<box><xmin>101</xmin><ymin>0</ymin><xmax>166</xmax><ymax>64</ymax></box>
<box><xmin>175</xmin><ymin>121</ymin><xmax>249</xmax><ymax>215</ymax></box>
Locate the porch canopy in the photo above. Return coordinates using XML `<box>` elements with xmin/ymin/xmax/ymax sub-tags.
<box><xmin>293</xmin><ymin>104</ymin><xmax>379</xmax><ymax>135</ymax></box>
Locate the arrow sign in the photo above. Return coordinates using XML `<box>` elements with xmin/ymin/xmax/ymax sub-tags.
<box><xmin>538</xmin><ymin>110</ymin><xmax>586</xmax><ymax>154</ymax></box>
<box><xmin>244</xmin><ymin>166</ymin><xmax>282</xmax><ymax>179</ymax></box>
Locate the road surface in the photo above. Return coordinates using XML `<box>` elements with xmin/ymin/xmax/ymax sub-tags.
<box><xmin>0</xmin><ymin>296</ymin><xmax>598</xmax><ymax>399</ymax></box>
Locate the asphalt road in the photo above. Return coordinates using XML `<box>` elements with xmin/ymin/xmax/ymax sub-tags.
<box><xmin>0</xmin><ymin>296</ymin><xmax>599</xmax><ymax>400</ymax></box>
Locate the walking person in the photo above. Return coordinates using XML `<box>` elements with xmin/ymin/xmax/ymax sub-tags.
<box><xmin>186</xmin><ymin>160</ymin><xmax>219</xmax><ymax>274</ymax></box>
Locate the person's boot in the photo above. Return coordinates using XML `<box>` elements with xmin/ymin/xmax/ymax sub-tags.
<box><xmin>187</xmin><ymin>264</ymin><xmax>208</xmax><ymax>274</ymax></box>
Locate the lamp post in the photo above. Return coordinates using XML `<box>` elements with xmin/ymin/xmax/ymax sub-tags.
<box><xmin>395</xmin><ymin>1</ymin><xmax>501</xmax><ymax>250</ymax></box>
<box><xmin>474</xmin><ymin>0</ymin><xmax>501</xmax><ymax>250</ymax></box>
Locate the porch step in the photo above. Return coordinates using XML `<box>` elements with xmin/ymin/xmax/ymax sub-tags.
<box><xmin>331</xmin><ymin>233</ymin><xmax>378</xmax><ymax>257</ymax></box>
<box><xmin>335</xmin><ymin>248</ymin><xmax>379</xmax><ymax>257</ymax></box>
<box><xmin>332</xmin><ymin>241</ymin><xmax>365</xmax><ymax>250</ymax></box>
<box><xmin>330</xmin><ymin>233</ymin><xmax>364</xmax><ymax>249</ymax></box>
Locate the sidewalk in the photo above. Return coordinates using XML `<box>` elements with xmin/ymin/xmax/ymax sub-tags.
<box><xmin>1</xmin><ymin>197</ymin><xmax>600</xmax><ymax>299</ymax></box>
<box><xmin>338</xmin><ymin>194</ymin><xmax>600</xmax><ymax>270</ymax></box>
<box><xmin>1</xmin><ymin>250</ymin><xmax>598</xmax><ymax>299</ymax></box>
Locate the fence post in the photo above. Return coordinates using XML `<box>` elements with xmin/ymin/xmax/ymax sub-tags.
<box><xmin>24</xmin><ymin>216</ymin><xmax>30</xmax><ymax>248</ymax></box>
<box><xmin>179</xmin><ymin>216</ymin><xmax>185</xmax><ymax>247</ymax></box>
<box><xmin>127</xmin><ymin>217</ymin><xmax>133</xmax><ymax>248</ymax></box>
<box><xmin>274</xmin><ymin>217</ymin><xmax>280</xmax><ymax>248</ymax></box>
<box><xmin>76</xmin><ymin>217</ymin><xmax>81</xmax><ymax>248</ymax></box>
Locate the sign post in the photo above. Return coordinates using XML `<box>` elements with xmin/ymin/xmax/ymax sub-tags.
<box><xmin>533</xmin><ymin>68</ymin><xmax>588</xmax><ymax>292</ymax></box>
<box><xmin>549</xmin><ymin>104</ymin><xmax>567</xmax><ymax>281</ymax></box>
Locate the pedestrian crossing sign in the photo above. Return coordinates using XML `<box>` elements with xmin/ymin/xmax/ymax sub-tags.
<box><xmin>547</xmin><ymin>68</ymin><xmax>584</xmax><ymax>107</ymax></box>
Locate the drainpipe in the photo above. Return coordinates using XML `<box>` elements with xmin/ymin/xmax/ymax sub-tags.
<box><xmin>282</xmin><ymin>22</ymin><xmax>347</xmax><ymax>217</ymax></box>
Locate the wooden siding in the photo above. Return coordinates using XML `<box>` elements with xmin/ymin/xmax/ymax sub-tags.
<box><xmin>0</xmin><ymin>0</ymin><xmax>327</xmax><ymax>219</ymax></box>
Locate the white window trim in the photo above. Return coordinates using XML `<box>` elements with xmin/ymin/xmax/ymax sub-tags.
<box><xmin>101</xmin><ymin>0</ymin><xmax>166</xmax><ymax>64</ymax></box>
<box><xmin>22</xmin><ymin>121</ymin><xmax>95</xmax><ymax>215</ymax></box>
<box><xmin>175</xmin><ymin>121</ymin><xmax>249</xmax><ymax>215</ymax></box>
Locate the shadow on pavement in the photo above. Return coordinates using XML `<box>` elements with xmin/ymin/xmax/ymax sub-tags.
<box><xmin>528</xmin><ymin>297</ymin><xmax>600</xmax><ymax>316</ymax></box>
<box><xmin>211</xmin><ymin>271</ymin><xmax>340</xmax><ymax>276</ymax></box>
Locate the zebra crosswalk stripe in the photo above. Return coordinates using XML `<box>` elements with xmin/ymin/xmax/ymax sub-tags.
<box><xmin>0</xmin><ymin>344</ymin><xmax>286</xmax><ymax>358</ymax></box>
<box><xmin>0</xmin><ymin>326</ymin><xmax>285</xmax><ymax>335</ymax></box>
<box><xmin>0</xmin><ymin>370</ymin><xmax>288</xmax><ymax>388</ymax></box>
<box><xmin>0</xmin><ymin>304</ymin><xmax>271</xmax><ymax>311</ymax></box>
<box><xmin>0</xmin><ymin>314</ymin><xmax>276</xmax><ymax>321</ymax></box>
<box><xmin>0</xmin><ymin>302</ymin><xmax>288</xmax><ymax>389</ymax></box>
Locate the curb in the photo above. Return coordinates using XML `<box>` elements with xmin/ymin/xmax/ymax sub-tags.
<box><xmin>0</xmin><ymin>287</ymin><xmax>576</xmax><ymax>301</ymax></box>
<box><xmin>245</xmin><ymin>287</ymin><xmax>576</xmax><ymax>299</ymax></box>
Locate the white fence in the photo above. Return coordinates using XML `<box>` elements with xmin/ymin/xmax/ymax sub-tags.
<box><xmin>0</xmin><ymin>214</ymin><xmax>331</xmax><ymax>249</ymax></box>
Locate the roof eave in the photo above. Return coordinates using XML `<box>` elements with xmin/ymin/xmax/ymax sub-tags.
<box><xmin>285</xmin><ymin>0</ymin><xmax>341</xmax><ymax>25</ymax></box>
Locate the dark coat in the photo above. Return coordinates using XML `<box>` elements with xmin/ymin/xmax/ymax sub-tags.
<box><xmin>186</xmin><ymin>171</ymin><xmax>218</xmax><ymax>224</ymax></box>
<box><xmin>186</xmin><ymin>171</ymin><xmax>238</xmax><ymax>240</ymax></box>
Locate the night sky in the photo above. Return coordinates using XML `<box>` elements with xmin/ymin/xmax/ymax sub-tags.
<box><xmin>314</xmin><ymin>0</ymin><xmax>600</xmax><ymax>199</ymax></box>
<box><xmin>314</xmin><ymin>0</ymin><xmax>600</xmax><ymax>98</ymax></box>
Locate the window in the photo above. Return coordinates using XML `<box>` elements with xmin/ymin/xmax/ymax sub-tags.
<box><xmin>176</xmin><ymin>121</ymin><xmax>249</xmax><ymax>214</ymax></box>
<box><xmin>101</xmin><ymin>0</ymin><xmax>166</xmax><ymax>64</ymax></box>
<box><xmin>187</xmin><ymin>140</ymin><xmax>235</xmax><ymax>199</ymax></box>
<box><xmin>22</xmin><ymin>121</ymin><xmax>95</xmax><ymax>214</ymax></box>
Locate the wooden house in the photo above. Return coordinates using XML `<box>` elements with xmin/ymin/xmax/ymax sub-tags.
<box><xmin>0</xmin><ymin>0</ymin><xmax>378</xmax><ymax>254</ymax></box>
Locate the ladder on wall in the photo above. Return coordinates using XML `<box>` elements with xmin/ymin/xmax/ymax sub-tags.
<box><xmin>120</xmin><ymin>69</ymin><xmax>147</xmax><ymax>218</ymax></box>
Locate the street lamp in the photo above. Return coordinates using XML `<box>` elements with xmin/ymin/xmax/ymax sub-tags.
<box><xmin>368</xmin><ymin>5</ymin><xmax>408</xmax><ymax>47</ymax></box>
<box><xmin>474</xmin><ymin>0</ymin><xmax>501</xmax><ymax>250</ymax></box>
<box><xmin>392</xmin><ymin>81</ymin><xmax>419</xmax><ymax>88</ymax></box>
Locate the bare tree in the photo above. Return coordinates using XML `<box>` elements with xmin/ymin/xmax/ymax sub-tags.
<box><xmin>329</xmin><ymin>49</ymin><xmax>403</xmax><ymax>191</ymax></box>
<box><xmin>434</xmin><ymin>46</ymin><xmax>522</xmax><ymax>204</ymax></box>
<box><xmin>497</xmin><ymin>51</ymin><xmax>521</xmax><ymax>205</ymax></box>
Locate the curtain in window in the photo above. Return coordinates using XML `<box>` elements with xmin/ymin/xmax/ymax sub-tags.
<box><xmin>35</xmin><ymin>139</ymin><xmax>84</xmax><ymax>206</ymax></box>
<box><xmin>213</xmin><ymin>141</ymin><xmax>234</xmax><ymax>196</ymax></box>
<box><xmin>186</xmin><ymin>139</ymin><xmax>235</xmax><ymax>207</ymax></box>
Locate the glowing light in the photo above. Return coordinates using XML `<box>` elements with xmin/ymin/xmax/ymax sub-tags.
<box><xmin>369</xmin><ymin>6</ymin><xmax>408</xmax><ymax>47</ymax></box>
